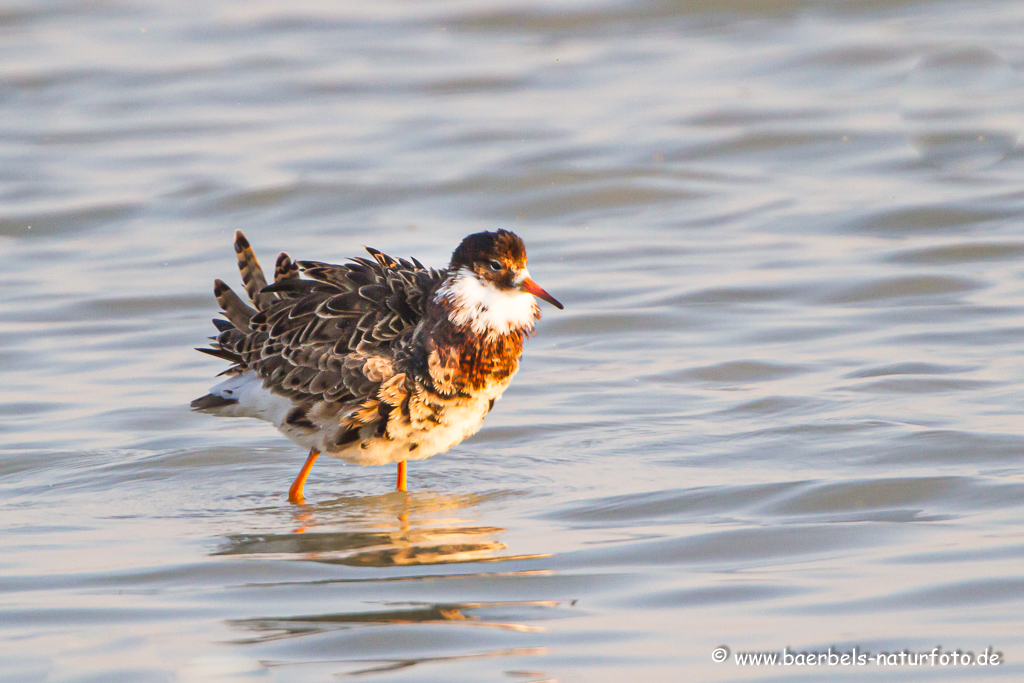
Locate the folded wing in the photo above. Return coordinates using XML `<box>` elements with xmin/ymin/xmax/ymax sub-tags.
<box><xmin>195</xmin><ymin>231</ymin><xmax>444</xmax><ymax>410</ymax></box>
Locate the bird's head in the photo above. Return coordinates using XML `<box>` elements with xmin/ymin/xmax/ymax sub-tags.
<box><xmin>438</xmin><ymin>230</ymin><xmax>563</xmax><ymax>336</ymax></box>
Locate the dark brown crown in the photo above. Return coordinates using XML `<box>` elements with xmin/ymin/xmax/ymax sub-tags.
<box><xmin>449</xmin><ymin>230</ymin><xmax>527</xmax><ymax>270</ymax></box>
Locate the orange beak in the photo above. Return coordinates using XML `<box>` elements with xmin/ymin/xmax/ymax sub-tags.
<box><xmin>519</xmin><ymin>277</ymin><xmax>563</xmax><ymax>309</ymax></box>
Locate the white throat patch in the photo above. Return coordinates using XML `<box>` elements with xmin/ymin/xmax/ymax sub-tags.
<box><xmin>435</xmin><ymin>268</ymin><xmax>539</xmax><ymax>337</ymax></box>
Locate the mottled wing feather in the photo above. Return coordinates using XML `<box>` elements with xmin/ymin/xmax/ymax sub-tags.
<box><xmin>202</xmin><ymin>238</ymin><xmax>445</xmax><ymax>417</ymax></box>
<box><xmin>195</xmin><ymin>346</ymin><xmax>243</xmax><ymax>364</ymax></box>
<box><xmin>211</xmin><ymin>318</ymin><xmax>234</xmax><ymax>333</ymax></box>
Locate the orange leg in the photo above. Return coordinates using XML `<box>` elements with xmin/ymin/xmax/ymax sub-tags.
<box><xmin>288</xmin><ymin>449</ymin><xmax>320</xmax><ymax>503</ymax></box>
<box><xmin>396</xmin><ymin>459</ymin><xmax>407</xmax><ymax>492</ymax></box>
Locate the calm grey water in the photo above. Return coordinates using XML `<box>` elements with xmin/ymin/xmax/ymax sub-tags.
<box><xmin>3</xmin><ymin>1</ymin><xmax>1024</xmax><ymax>681</ymax></box>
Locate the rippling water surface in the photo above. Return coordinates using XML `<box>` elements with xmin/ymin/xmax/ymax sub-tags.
<box><xmin>3</xmin><ymin>1</ymin><xmax>1024</xmax><ymax>681</ymax></box>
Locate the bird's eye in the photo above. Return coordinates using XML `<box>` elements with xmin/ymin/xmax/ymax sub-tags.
<box><xmin>486</xmin><ymin>260</ymin><xmax>502</xmax><ymax>271</ymax></box>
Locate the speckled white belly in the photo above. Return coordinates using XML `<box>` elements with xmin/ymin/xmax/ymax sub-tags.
<box><xmin>324</xmin><ymin>379</ymin><xmax>511</xmax><ymax>466</ymax></box>
<box><xmin>202</xmin><ymin>370</ymin><xmax>513</xmax><ymax>467</ymax></box>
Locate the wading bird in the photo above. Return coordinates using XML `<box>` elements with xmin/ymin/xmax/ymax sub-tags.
<box><xmin>192</xmin><ymin>230</ymin><xmax>562</xmax><ymax>502</ymax></box>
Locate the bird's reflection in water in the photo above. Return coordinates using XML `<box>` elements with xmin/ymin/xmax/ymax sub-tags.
<box><xmin>335</xmin><ymin>647</ymin><xmax>550</xmax><ymax>678</ymax></box>
<box><xmin>216</xmin><ymin>490</ymin><xmax>548</xmax><ymax>567</ymax></box>
<box><xmin>216</xmin><ymin>490</ymin><xmax>562</xmax><ymax>680</ymax></box>
<box><xmin>233</xmin><ymin>600</ymin><xmax>558</xmax><ymax>642</ymax></box>
<box><xmin>230</xmin><ymin>599</ymin><xmax>562</xmax><ymax>679</ymax></box>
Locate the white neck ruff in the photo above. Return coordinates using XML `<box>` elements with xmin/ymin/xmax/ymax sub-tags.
<box><xmin>435</xmin><ymin>268</ymin><xmax>539</xmax><ymax>337</ymax></box>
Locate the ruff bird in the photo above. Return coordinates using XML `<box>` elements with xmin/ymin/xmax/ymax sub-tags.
<box><xmin>191</xmin><ymin>230</ymin><xmax>562</xmax><ymax>502</ymax></box>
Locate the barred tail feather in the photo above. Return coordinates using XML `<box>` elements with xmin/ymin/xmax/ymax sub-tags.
<box><xmin>275</xmin><ymin>252</ymin><xmax>299</xmax><ymax>282</ymax></box>
<box><xmin>272</xmin><ymin>252</ymin><xmax>300</xmax><ymax>299</ymax></box>
<box><xmin>214</xmin><ymin>278</ymin><xmax>255</xmax><ymax>330</ymax></box>
<box><xmin>234</xmin><ymin>230</ymin><xmax>274</xmax><ymax>310</ymax></box>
